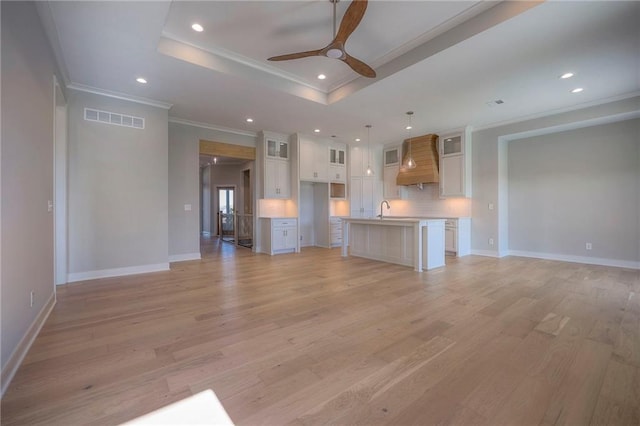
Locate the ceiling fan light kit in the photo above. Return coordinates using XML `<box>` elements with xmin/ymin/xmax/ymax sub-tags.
<box><xmin>267</xmin><ymin>0</ymin><xmax>376</xmax><ymax>78</ymax></box>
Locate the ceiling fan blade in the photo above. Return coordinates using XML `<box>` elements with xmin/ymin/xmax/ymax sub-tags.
<box><xmin>342</xmin><ymin>53</ymin><xmax>376</xmax><ymax>78</ymax></box>
<box><xmin>335</xmin><ymin>0</ymin><xmax>368</xmax><ymax>44</ymax></box>
<box><xmin>268</xmin><ymin>49</ymin><xmax>322</xmax><ymax>61</ymax></box>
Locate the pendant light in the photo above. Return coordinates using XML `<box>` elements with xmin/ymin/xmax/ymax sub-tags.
<box><xmin>365</xmin><ymin>124</ymin><xmax>374</xmax><ymax>176</ymax></box>
<box><xmin>404</xmin><ymin>111</ymin><xmax>417</xmax><ymax>170</ymax></box>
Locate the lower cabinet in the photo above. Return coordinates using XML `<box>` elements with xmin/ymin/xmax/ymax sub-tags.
<box><xmin>444</xmin><ymin>218</ymin><xmax>471</xmax><ymax>256</ymax></box>
<box><xmin>330</xmin><ymin>217</ymin><xmax>343</xmax><ymax>247</ymax></box>
<box><xmin>260</xmin><ymin>218</ymin><xmax>298</xmax><ymax>255</ymax></box>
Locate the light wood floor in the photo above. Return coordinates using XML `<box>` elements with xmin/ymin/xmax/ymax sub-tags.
<box><xmin>2</xmin><ymin>238</ymin><xmax>639</xmax><ymax>425</ymax></box>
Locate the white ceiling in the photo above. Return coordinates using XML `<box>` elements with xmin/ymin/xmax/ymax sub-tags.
<box><xmin>41</xmin><ymin>1</ymin><xmax>640</xmax><ymax>146</ymax></box>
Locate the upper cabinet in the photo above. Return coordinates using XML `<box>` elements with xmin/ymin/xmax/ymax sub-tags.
<box><xmin>299</xmin><ymin>136</ymin><xmax>329</xmax><ymax>182</ymax></box>
<box><xmin>329</xmin><ymin>142</ymin><xmax>347</xmax><ymax>183</ymax></box>
<box><xmin>261</xmin><ymin>131</ymin><xmax>291</xmax><ymax>199</ymax></box>
<box><xmin>439</xmin><ymin>130</ymin><xmax>471</xmax><ymax>198</ymax></box>
<box><xmin>350</xmin><ymin>144</ymin><xmax>381</xmax><ymax>178</ymax></box>
<box><xmin>266</xmin><ymin>138</ymin><xmax>289</xmax><ymax>160</ymax></box>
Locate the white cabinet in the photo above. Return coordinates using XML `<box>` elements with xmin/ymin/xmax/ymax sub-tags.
<box><xmin>264</xmin><ymin>159</ymin><xmax>291</xmax><ymax>199</ymax></box>
<box><xmin>350</xmin><ymin>145</ymin><xmax>381</xmax><ymax>177</ymax></box>
<box><xmin>444</xmin><ymin>218</ymin><xmax>471</xmax><ymax>256</ymax></box>
<box><xmin>445</xmin><ymin>226</ymin><xmax>457</xmax><ymax>252</ymax></box>
<box><xmin>299</xmin><ymin>137</ymin><xmax>328</xmax><ymax>182</ymax></box>
<box><xmin>383</xmin><ymin>146</ymin><xmax>407</xmax><ymax>199</ymax></box>
<box><xmin>261</xmin><ymin>132</ymin><xmax>291</xmax><ymax>199</ymax></box>
<box><xmin>350</xmin><ymin>177</ymin><xmax>375</xmax><ymax>218</ymax></box>
<box><xmin>439</xmin><ymin>131</ymin><xmax>471</xmax><ymax>198</ymax></box>
<box><xmin>329</xmin><ymin>143</ymin><xmax>347</xmax><ymax>183</ymax></box>
<box><xmin>330</xmin><ymin>217</ymin><xmax>343</xmax><ymax>247</ymax></box>
<box><xmin>440</xmin><ymin>155</ymin><xmax>464</xmax><ymax>197</ymax></box>
<box><xmin>266</xmin><ymin>138</ymin><xmax>289</xmax><ymax>160</ymax></box>
<box><xmin>260</xmin><ymin>218</ymin><xmax>297</xmax><ymax>255</ymax></box>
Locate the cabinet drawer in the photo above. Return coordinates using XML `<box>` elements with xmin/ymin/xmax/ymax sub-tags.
<box><xmin>271</xmin><ymin>218</ymin><xmax>296</xmax><ymax>227</ymax></box>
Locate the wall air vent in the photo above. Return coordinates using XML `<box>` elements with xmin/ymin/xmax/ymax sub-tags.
<box><xmin>84</xmin><ymin>108</ymin><xmax>145</xmax><ymax>129</ymax></box>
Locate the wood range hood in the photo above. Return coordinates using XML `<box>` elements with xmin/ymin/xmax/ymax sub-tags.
<box><xmin>396</xmin><ymin>133</ymin><xmax>440</xmax><ymax>186</ymax></box>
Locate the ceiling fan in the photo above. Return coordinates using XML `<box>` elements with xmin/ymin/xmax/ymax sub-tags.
<box><xmin>268</xmin><ymin>0</ymin><xmax>376</xmax><ymax>78</ymax></box>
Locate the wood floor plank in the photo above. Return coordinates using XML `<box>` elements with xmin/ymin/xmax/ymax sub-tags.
<box><xmin>1</xmin><ymin>238</ymin><xmax>638</xmax><ymax>425</ymax></box>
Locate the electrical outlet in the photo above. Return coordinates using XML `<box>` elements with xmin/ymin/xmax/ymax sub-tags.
<box><xmin>47</xmin><ymin>200</ymin><xmax>53</xmax><ymax>212</ymax></box>
<box><xmin>488</xmin><ymin>203</ymin><xmax>494</xmax><ymax>211</ymax></box>
<box><xmin>586</xmin><ymin>242</ymin><xmax>592</xmax><ymax>250</ymax></box>
<box><xmin>488</xmin><ymin>238</ymin><xmax>494</xmax><ymax>246</ymax></box>
<box><xmin>30</xmin><ymin>291</ymin><xmax>34</xmax><ymax>308</ymax></box>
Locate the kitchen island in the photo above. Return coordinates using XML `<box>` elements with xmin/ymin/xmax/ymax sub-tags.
<box><xmin>341</xmin><ymin>218</ymin><xmax>446</xmax><ymax>271</ymax></box>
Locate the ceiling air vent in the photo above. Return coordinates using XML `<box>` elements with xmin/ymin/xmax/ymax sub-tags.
<box><xmin>485</xmin><ymin>99</ymin><xmax>505</xmax><ymax>107</ymax></box>
<box><xmin>84</xmin><ymin>108</ymin><xmax>145</xmax><ymax>129</ymax></box>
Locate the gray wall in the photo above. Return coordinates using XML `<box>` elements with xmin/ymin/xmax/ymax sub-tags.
<box><xmin>168</xmin><ymin>127</ymin><xmax>200</xmax><ymax>255</ymax></box>
<box><xmin>508</xmin><ymin>119</ymin><xmax>639</xmax><ymax>262</ymax></box>
<box><xmin>1</xmin><ymin>1</ymin><xmax>61</xmax><ymax>373</ymax></box>
<box><xmin>471</xmin><ymin>96</ymin><xmax>640</xmax><ymax>256</ymax></box>
<box><xmin>168</xmin><ymin>122</ymin><xmax>255</xmax><ymax>257</ymax></box>
<box><xmin>67</xmin><ymin>90</ymin><xmax>169</xmax><ymax>275</ymax></box>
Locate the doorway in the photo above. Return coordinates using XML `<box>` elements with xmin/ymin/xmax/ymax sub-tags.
<box><xmin>217</xmin><ymin>186</ymin><xmax>235</xmax><ymax>243</ymax></box>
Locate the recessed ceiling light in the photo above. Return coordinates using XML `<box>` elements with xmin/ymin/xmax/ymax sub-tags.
<box><xmin>314</xmin><ymin>129</ymin><xmax>320</xmax><ymax>133</ymax></box>
<box><xmin>192</xmin><ymin>23</ymin><xmax>204</xmax><ymax>32</ymax></box>
<box><xmin>560</xmin><ymin>72</ymin><xmax>574</xmax><ymax>79</ymax></box>
<box><xmin>246</xmin><ymin>118</ymin><xmax>253</xmax><ymax>123</ymax></box>
<box><xmin>571</xmin><ymin>88</ymin><xmax>584</xmax><ymax>93</ymax></box>
<box><xmin>317</xmin><ymin>74</ymin><xmax>326</xmax><ymax>80</ymax></box>
<box><xmin>136</xmin><ymin>77</ymin><xmax>147</xmax><ymax>84</ymax></box>
<box><xmin>405</xmin><ymin>125</ymin><xmax>412</xmax><ymax>130</ymax></box>
<box><xmin>355</xmin><ymin>138</ymin><xmax>360</xmax><ymax>142</ymax></box>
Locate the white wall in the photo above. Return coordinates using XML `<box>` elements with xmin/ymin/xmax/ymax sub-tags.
<box><xmin>67</xmin><ymin>90</ymin><xmax>169</xmax><ymax>279</ymax></box>
<box><xmin>508</xmin><ymin>119</ymin><xmax>639</xmax><ymax>264</ymax></box>
<box><xmin>471</xmin><ymin>96</ymin><xmax>640</xmax><ymax>257</ymax></box>
<box><xmin>1</xmin><ymin>0</ymin><xmax>62</xmax><ymax>391</ymax></box>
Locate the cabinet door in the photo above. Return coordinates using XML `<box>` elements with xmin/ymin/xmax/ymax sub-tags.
<box><xmin>441</xmin><ymin>155</ymin><xmax>464</xmax><ymax>197</ymax></box>
<box><xmin>300</xmin><ymin>139</ymin><xmax>328</xmax><ymax>181</ymax></box>
<box><xmin>265</xmin><ymin>159</ymin><xmax>290</xmax><ymax>198</ymax></box>
<box><xmin>350</xmin><ymin>146</ymin><xmax>364</xmax><ymax>177</ymax></box>
<box><xmin>350</xmin><ymin>177</ymin><xmax>363</xmax><ymax>217</ymax></box>
<box><xmin>299</xmin><ymin>139</ymin><xmax>315</xmax><ymax>181</ymax></box>
<box><xmin>284</xmin><ymin>226</ymin><xmax>298</xmax><ymax>249</ymax></box>
<box><xmin>264</xmin><ymin>159</ymin><xmax>278</xmax><ymax>198</ymax></box>
<box><xmin>277</xmin><ymin>161</ymin><xmax>291</xmax><ymax>198</ymax></box>
<box><xmin>445</xmin><ymin>227</ymin><xmax>457</xmax><ymax>252</ymax></box>
<box><xmin>272</xmin><ymin>227</ymin><xmax>286</xmax><ymax>251</ymax></box>
<box><xmin>329</xmin><ymin>164</ymin><xmax>345</xmax><ymax>182</ymax></box>
<box><xmin>266</xmin><ymin>139</ymin><xmax>289</xmax><ymax>160</ymax></box>
<box><xmin>361</xmin><ymin>177</ymin><xmax>375</xmax><ymax>217</ymax></box>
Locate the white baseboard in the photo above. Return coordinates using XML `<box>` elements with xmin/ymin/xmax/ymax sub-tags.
<box><xmin>67</xmin><ymin>262</ymin><xmax>170</xmax><ymax>283</ymax></box>
<box><xmin>1</xmin><ymin>292</ymin><xmax>56</xmax><ymax>397</ymax></box>
<box><xmin>508</xmin><ymin>250</ymin><xmax>640</xmax><ymax>270</ymax></box>
<box><xmin>471</xmin><ymin>249</ymin><xmax>504</xmax><ymax>258</ymax></box>
<box><xmin>168</xmin><ymin>253</ymin><xmax>201</xmax><ymax>263</ymax></box>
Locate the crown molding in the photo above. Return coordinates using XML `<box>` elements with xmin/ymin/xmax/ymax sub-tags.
<box><xmin>473</xmin><ymin>91</ymin><xmax>640</xmax><ymax>132</ymax></box>
<box><xmin>169</xmin><ymin>117</ymin><xmax>257</xmax><ymax>138</ymax></box>
<box><xmin>66</xmin><ymin>83</ymin><xmax>173</xmax><ymax>110</ymax></box>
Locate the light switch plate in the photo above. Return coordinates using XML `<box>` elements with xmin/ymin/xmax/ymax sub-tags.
<box><xmin>184</xmin><ymin>204</ymin><xmax>192</xmax><ymax>211</ymax></box>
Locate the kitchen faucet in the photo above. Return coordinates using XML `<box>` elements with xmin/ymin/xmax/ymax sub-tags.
<box><xmin>379</xmin><ymin>200</ymin><xmax>390</xmax><ymax>219</ymax></box>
